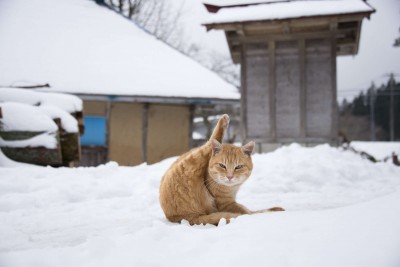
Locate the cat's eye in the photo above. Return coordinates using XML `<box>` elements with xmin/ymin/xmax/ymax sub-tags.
<box><xmin>235</xmin><ymin>165</ymin><xmax>244</xmax><ymax>170</ymax></box>
<box><xmin>218</xmin><ymin>163</ymin><xmax>226</xmax><ymax>169</ymax></box>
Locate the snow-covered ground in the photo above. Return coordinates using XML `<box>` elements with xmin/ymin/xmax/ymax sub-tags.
<box><xmin>351</xmin><ymin>141</ymin><xmax>400</xmax><ymax>161</ymax></box>
<box><xmin>1</xmin><ymin>144</ymin><xmax>400</xmax><ymax>267</ymax></box>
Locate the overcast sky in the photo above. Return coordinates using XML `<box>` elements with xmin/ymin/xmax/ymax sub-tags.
<box><xmin>337</xmin><ymin>0</ymin><xmax>400</xmax><ymax>101</ymax></box>
<box><xmin>179</xmin><ymin>0</ymin><xmax>400</xmax><ymax>102</ymax></box>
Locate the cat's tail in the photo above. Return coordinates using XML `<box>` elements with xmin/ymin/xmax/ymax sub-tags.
<box><xmin>209</xmin><ymin>114</ymin><xmax>229</xmax><ymax>143</ymax></box>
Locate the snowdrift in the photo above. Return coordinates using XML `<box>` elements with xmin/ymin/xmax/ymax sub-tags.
<box><xmin>0</xmin><ymin>144</ymin><xmax>400</xmax><ymax>267</ymax></box>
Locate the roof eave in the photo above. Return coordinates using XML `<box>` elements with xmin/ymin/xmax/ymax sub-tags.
<box><xmin>75</xmin><ymin>93</ymin><xmax>240</xmax><ymax>106</ymax></box>
<box><xmin>203</xmin><ymin>10</ymin><xmax>375</xmax><ymax>30</ymax></box>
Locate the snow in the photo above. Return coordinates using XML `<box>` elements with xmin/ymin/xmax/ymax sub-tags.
<box><xmin>0</xmin><ymin>0</ymin><xmax>239</xmax><ymax>100</ymax></box>
<box><xmin>38</xmin><ymin>105</ymin><xmax>79</xmax><ymax>133</ymax></box>
<box><xmin>0</xmin><ymin>88</ymin><xmax>83</xmax><ymax>113</ymax></box>
<box><xmin>192</xmin><ymin>131</ymin><xmax>206</xmax><ymax>139</ymax></box>
<box><xmin>0</xmin><ymin>102</ymin><xmax>60</xmax><ymax>149</ymax></box>
<box><xmin>351</xmin><ymin>141</ymin><xmax>400</xmax><ymax>160</ymax></box>
<box><xmin>0</xmin><ymin>102</ymin><xmax>58</xmax><ymax>133</ymax></box>
<box><xmin>0</xmin><ymin>133</ymin><xmax>57</xmax><ymax>149</ymax></box>
<box><xmin>0</xmin><ymin>88</ymin><xmax>80</xmax><ymax>132</ymax></box>
<box><xmin>1</xmin><ymin>143</ymin><xmax>400</xmax><ymax>266</ymax></box>
<box><xmin>204</xmin><ymin>0</ymin><xmax>374</xmax><ymax>24</ymax></box>
<box><xmin>204</xmin><ymin>0</ymin><xmax>285</xmax><ymax>7</ymax></box>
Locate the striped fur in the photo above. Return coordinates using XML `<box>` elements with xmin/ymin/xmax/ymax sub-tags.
<box><xmin>159</xmin><ymin>114</ymin><xmax>283</xmax><ymax>225</ymax></box>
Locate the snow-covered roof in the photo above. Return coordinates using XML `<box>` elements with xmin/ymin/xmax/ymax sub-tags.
<box><xmin>0</xmin><ymin>0</ymin><xmax>239</xmax><ymax>101</ymax></box>
<box><xmin>204</xmin><ymin>0</ymin><xmax>285</xmax><ymax>7</ymax></box>
<box><xmin>204</xmin><ymin>0</ymin><xmax>374</xmax><ymax>25</ymax></box>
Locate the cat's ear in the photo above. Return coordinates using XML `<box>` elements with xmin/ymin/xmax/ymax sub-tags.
<box><xmin>242</xmin><ymin>141</ymin><xmax>255</xmax><ymax>156</ymax></box>
<box><xmin>211</xmin><ymin>139</ymin><xmax>222</xmax><ymax>155</ymax></box>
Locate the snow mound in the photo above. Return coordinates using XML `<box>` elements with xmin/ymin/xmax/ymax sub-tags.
<box><xmin>0</xmin><ymin>144</ymin><xmax>400</xmax><ymax>266</ymax></box>
<box><xmin>0</xmin><ymin>102</ymin><xmax>62</xmax><ymax>150</ymax></box>
<box><xmin>38</xmin><ymin>105</ymin><xmax>79</xmax><ymax>133</ymax></box>
<box><xmin>0</xmin><ymin>102</ymin><xmax>58</xmax><ymax>132</ymax></box>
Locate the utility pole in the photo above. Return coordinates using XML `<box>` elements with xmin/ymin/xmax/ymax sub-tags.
<box><xmin>369</xmin><ymin>82</ymin><xmax>376</xmax><ymax>141</ymax></box>
<box><xmin>389</xmin><ymin>73</ymin><xmax>395</xmax><ymax>141</ymax></box>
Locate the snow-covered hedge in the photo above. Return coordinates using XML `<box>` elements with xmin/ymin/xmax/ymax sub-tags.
<box><xmin>0</xmin><ymin>88</ymin><xmax>82</xmax><ymax>113</ymax></box>
<box><xmin>0</xmin><ymin>102</ymin><xmax>58</xmax><ymax>149</ymax></box>
<box><xmin>0</xmin><ymin>89</ymin><xmax>82</xmax><ymax>165</ymax></box>
<box><xmin>0</xmin><ymin>89</ymin><xmax>81</xmax><ymax>134</ymax></box>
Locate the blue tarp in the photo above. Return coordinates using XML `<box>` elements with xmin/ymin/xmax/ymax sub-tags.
<box><xmin>80</xmin><ymin>116</ymin><xmax>106</xmax><ymax>146</ymax></box>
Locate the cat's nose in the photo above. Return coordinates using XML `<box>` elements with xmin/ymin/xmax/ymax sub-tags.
<box><xmin>227</xmin><ymin>175</ymin><xmax>234</xmax><ymax>181</ymax></box>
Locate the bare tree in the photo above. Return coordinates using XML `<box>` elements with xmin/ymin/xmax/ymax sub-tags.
<box><xmin>99</xmin><ymin>0</ymin><xmax>240</xmax><ymax>89</ymax></box>
<box><xmin>105</xmin><ymin>0</ymin><xmax>143</xmax><ymax>19</ymax></box>
<box><xmin>394</xmin><ymin>27</ymin><xmax>400</xmax><ymax>47</ymax></box>
<box><xmin>184</xmin><ymin>46</ymin><xmax>240</xmax><ymax>87</ymax></box>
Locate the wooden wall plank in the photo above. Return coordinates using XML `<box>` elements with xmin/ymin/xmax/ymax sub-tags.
<box><xmin>275</xmin><ymin>40</ymin><xmax>301</xmax><ymax>138</ymax></box>
<box><xmin>299</xmin><ymin>39</ymin><xmax>307</xmax><ymax>138</ymax></box>
<box><xmin>108</xmin><ymin>102</ymin><xmax>143</xmax><ymax>166</ymax></box>
<box><xmin>269</xmin><ymin>41</ymin><xmax>276</xmax><ymax>140</ymax></box>
<box><xmin>244</xmin><ymin>43</ymin><xmax>271</xmax><ymax>140</ymax></box>
<box><xmin>305</xmin><ymin>38</ymin><xmax>333</xmax><ymax>138</ymax></box>
<box><xmin>83</xmin><ymin>100</ymin><xmax>108</xmax><ymax>116</ymax></box>
<box><xmin>146</xmin><ymin>104</ymin><xmax>190</xmax><ymax>164</ymax></box>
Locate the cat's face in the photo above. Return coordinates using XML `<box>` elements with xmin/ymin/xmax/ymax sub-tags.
<box><xmin>208</xmin><ymin>140</ymin><xmax>255</xmax><ymax>187</ymax></box>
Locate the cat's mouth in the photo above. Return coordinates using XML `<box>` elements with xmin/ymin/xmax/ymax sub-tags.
<box><xmin>218</xmin><ymin>177</ymin><xmax>241</xmax><ymax>186</ymax></box>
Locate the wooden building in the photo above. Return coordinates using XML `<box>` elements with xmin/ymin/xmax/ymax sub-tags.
<box><xmin>203</xmin><ymin>0</ymin><xmax>375</xmax><ymax>151</ymax></box>
<box><xmin>0</xmin><ymin>0</ymin><xmax>240</xmax><ymax>166</ymax></box>
<box><xmin>77</xmin><ymin>95</ymin><xmax>237</xmax><ymax>166</ymax></box>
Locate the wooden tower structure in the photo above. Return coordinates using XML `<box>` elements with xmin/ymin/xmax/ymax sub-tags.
<box><xmin>203</xmin><ymin>0</ymin><xmax>375</xmax><ymax>150</ymax></box>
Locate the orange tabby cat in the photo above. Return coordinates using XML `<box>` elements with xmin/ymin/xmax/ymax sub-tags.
<box><xmin>159</xmin><ymin>114</ymin><xmax>284</xmax><ymax>225</ymax></box>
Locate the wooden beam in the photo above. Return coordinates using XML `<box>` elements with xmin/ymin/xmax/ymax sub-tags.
<box><xmin>330</xmin><ymin>17</ymin><xmax>338</xmax><ymax>31</ymax></box>
<box><xmin>141</xmin><ymin>103</ymin><xmax>149</xmax><ymax>163</ymax></box>
<box><xmin>236</xmin><ymin>24</ymin><xmax>245</xmax><ymax>36</ymax></box>
<box><xmin>331</xmin><ymin>36</ymin><xmax>338</xmax><ymax>143</ymax></box>
<box><xmin>299</xmin><ymin>38</ymin><xmax>306</xmax><ymax>139</ymax></box>
<box><xmin>240</xmin><ymin>43</ymin><xmax>248</xmax><ymax>143</ymax></box>
<box><xmin>106</xmin><ymin>101</ymin><xmax>111</xmax><ymax>162</ymax></box>
<box><xmin>203</xmin><ymin>11</ymin><xmax>373</xmax><ymax>32</ymax></box>
<box><xmin>353</xmin><ymin>20</ymin><xmax>362</xmax><ymax>54</ymax></box>
<box><xmin>268</xmin><ymin>41</ymin><xmax>277</xmax><ymax>141</ymax></box>
<box><xmin>282</xmin><ymin>22</ymin><xmax>290</xmax><ymax>33</ymax></box>
<box><xmin>188</xmin><ymin>105</ymin><xmax>194</xmax><ymax>148</ymax></box>
<box><xmin>76</xmin><ymin>94</ymin><xmax>239</xmax><ymax>106</ymax></box>
<box><xmin>231</xmin><ymin>30</ymin><xmax>335</xmax><ymax>43</ymax></box>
